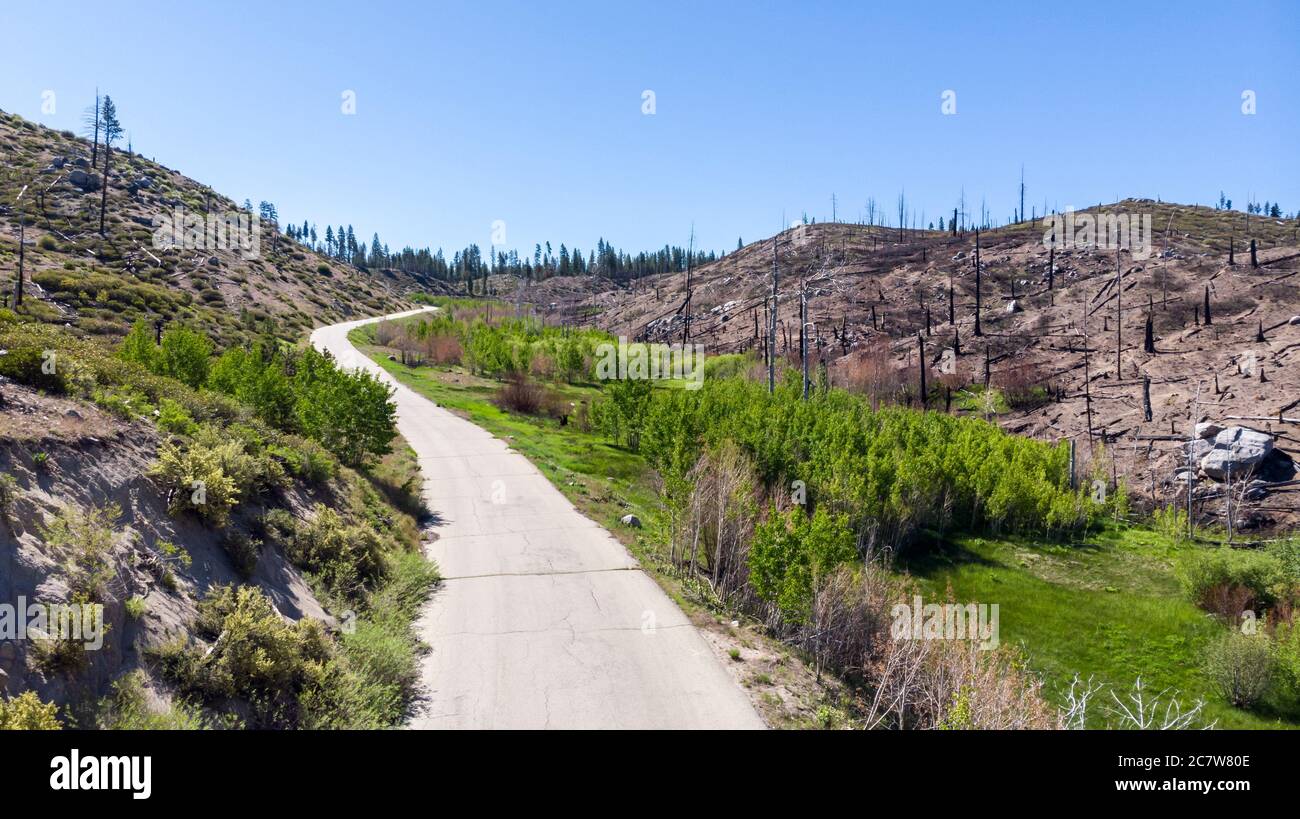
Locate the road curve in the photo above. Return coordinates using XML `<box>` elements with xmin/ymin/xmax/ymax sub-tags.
<box><xmin>311</xmin><ymin>309</ymin><xmax>764</xmax><ymax>729</ymax></box>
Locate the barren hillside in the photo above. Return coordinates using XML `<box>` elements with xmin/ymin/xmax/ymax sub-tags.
<box><xmin>552</xmin><ymin>203</ymin><xmax>1300</xmax><ymax>532</ymax></box>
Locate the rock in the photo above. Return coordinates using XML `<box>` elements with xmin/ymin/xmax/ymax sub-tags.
<box><xmin>619</xmin><ymin>514</ymin><xmax>642</xmax><ymax>529</ymax></box>
<box><xmin>1200</xmin><ymin>426</ymin><xmax>1274</xmax><ymax>480</ymax></box>
<box><xmin>67</xmin><ymin>169</ymin><xmax>102</xmax><ymax>192</ymax></box>
<box><xmin>1184</xmin><ymin>438</ymin><xmax>1213</xmax><ymax>461</ymax></box>
<box><xmin>1195</xmin><ymin>421</ymin><xmax>1223</xmax><ymax>440</ymax></box>
<box><xmin>1290</xmin><ymin>316</ymin><xmax>1300</xmax><ymax>326</ymax></box>
<box><xmin>49</xmin><ymin>157</ymin><xmax>66</xmax><ymax>169</ymax></box>
<box><xmin>73</xmin><ymin>157</ymin><xmax>90</xmax><ymax>169</ymax></box>
<box><xmin>1213</xmin><ymin>426</ymin><xmax>1273</xmax><ymax>460</ymax></box>
<box><xmin>127</xmin><ymin>176</ymin><xmax>152</xmax><ymax>193</ymax></box>
<box><xmin>1006</xmin><ymin>300</ymin><xmax>1022</xmax><ymax>313</ymax></box>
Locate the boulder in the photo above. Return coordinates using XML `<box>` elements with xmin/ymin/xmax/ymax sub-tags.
<box><xmin>67</xmin><ymin>169</ymin><xmax>102</xmax><ymax>192</ymax></box>
<box><xmin>1200</xmin><ymin>426</ymin><xmax>1274</xmax><ymax>480</ymax></box>
<box><xmin>1290</xmin><ymin>316</ymin><xmax>1300</xmax><ymax>326</ymax></box>
<box><xmin>73</xmin><ymin>157</ymin><xmax>90</xmax><ymax>169</ymax></box>
<box><xmin>1006</xmin><ymin>300</ymin><xmax>1022</xmax><ymax>313</ymax></box>
<box><xmin>1184</xmin><ymin>438</ymin><xmax>1213</xmax><ymax>461</ymax></box>
<box><xmin>1194</xmin><ymin>421</ymin><xmax>1223</xmax><ymax>440</ymax></box>
<box><xmin>1213</xmin><ymin>426</ymin><xmax>1273</xmax><ymax>459</ymax></box>
<box><xmin>619</xmin><ymin>514</ymin><xmax>642</xmax><ymax>529</ymax></box>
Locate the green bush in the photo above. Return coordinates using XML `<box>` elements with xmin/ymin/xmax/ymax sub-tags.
<box><xmin>749</xmin><ymin>505</ymin><xmax>856</xmax><ymax>623</ymax></box>
<box><xmin>40</xmin><ymin>503</ymin><xmax>120</xmax><ymax>602</ymax></box>
<box><xmin>1205</xmin><ymin>631</ymin><xmax>1274</xmax><ymax>708</ymax></box>
<box><xmin>1177</xmin><ymin>547</ymin><xmax>1288</xmax><ymax>613</ymax></box>
<box><xmin>0</xmin><ymin>692</ymin><xmax>62</xmax><ymax>730</ymax></box>
<box><xmin>220</xmin><ymin>531</ymin><xmax>262</xmax><ymax>577</ymax></box>
<box><xmin>0</xmin><ymin>346</ymin><xmax>66</xmax><ymax>393</ymax></box>
<box><xmin>157</xmin><ymin>397</ymin><xmax>197</xmax><ymax>435</ymax></box>
<box><xmin>155</xmin><ymin>584</ymin><xmax>332</xmax><ymax>728</ymax></box>
<box><xmin>94</xmin><ymin>671</ymin><xmax>208</xmax><ymax>730</ymax></box>
<box><xmin>285</xmin><ymin>504</ymin><xmax>386</xmax><ymax>600</ymax></box>
<box><xmin>616</xmin><ymin>374</ymin><xmax>1094</xmax><ymax>550</ymax></box>
<box><xmin>125</xmin><ymin>596</ymin><xmax>147</xmax><ymax>619</ymax></box>
<box><xmin>157</xmin><ymin>325</ymin><xmax>212</xmax><ymax>388</ymax></box>
<box><xmin>148</xmin><ymin>439</ymin><xmax>240</xmax><ymax>527</ymax></box>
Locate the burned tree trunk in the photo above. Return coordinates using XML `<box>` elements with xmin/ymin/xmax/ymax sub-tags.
<box><xmin>974</xmin><ymin>229</ymin><xmax>983</xmax><ymax>336</ymax></box>
<box><xmin>1203</xmin><ymin>284</ymin><xmax>1212</xmax><ymax>325</ymax></box>
<box><xmin>1142</xmin><ymin>374</ymin><xmax>1152</xmax><ymax>422</ymax></box>
<box><xmin>1250</xmin><ymin>238</ymin><xmax>1258</xmax><ymax>268</ymax></box>
<box><xmin>1047</xmin><ymin>235</ymin><xmax>1055</xmax><ymax>291</ymax></box>
<box><xmin>1144</xmin><ymin>294</ymin><xmax>1155</xmax><ymax>353</ymax></box>
<box><xmin>917</xmin><ymin>332</ymin><xmax>927</xmax><ymax>408</ymax></box>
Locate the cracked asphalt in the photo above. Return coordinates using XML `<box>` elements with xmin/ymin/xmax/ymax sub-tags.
<box><xmin>312</xmin><ymin>309</ymin><xmax>764</xmax><ymax>729</ymax></box>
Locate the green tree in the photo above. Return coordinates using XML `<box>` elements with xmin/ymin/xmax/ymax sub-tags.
<box><xmin>157</xmin><ymin>326</ymin><xmax>213</xmax><ymax>388</ymax></box>
<box><xmin>117</xmin><ymin>319</ymin><xmax>157</xmax><ymax>369</ymax></box>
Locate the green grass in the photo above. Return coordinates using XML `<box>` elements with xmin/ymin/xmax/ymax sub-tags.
<box><xmin>904</xmin><ymin>528</ymin><xmax>1299</xmax><ymax>729</ymax></box>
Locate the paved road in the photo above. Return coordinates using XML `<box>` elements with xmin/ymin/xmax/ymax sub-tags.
<box><xmin>311</xmin><ymin>309</ymin><xmax>764</xmax><ymax>729</ymax></box>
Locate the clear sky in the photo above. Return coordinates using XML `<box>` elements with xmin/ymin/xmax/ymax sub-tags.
<box><xmin>2</xmin><ymin>0</ymin><xmax>1296</xmax><ymax>256</ymax></box>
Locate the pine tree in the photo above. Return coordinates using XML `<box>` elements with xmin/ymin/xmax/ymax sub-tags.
<box><xmin>98</xmin><ymin>96</ymin><xmax>123</xmax><ymax>236</ymax></box>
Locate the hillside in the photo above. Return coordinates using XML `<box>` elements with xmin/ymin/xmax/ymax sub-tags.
<box><xmin>549</xmin><ymin>203</ymin><xmax>1300</xmax><ymax>532</ymax></box>
<box><xmin>0</xmin><ymin>106</ymin><xmax>439</xmax><ymax>728</ymax></box>
<box><xmin>0</xmin><ymin>107</ymin><xmax>438</xmax><ymax>346</ymax></box>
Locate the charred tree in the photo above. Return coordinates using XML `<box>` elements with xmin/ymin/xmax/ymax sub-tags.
<box><xmin>973</xmin><ymin>229</ymin><xmax>983</xmax><ymax>336</ymax></box>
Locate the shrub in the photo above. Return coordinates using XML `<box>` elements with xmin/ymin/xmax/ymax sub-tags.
<box><xmin>157</xmin><ymin>398</ymin><xmax>197</xmax><ymax>435</ymax></box>
<box><xmin>156</xmin><ymin>326</ymin><xmax>212</xmax><ymax>388</ymax></box>
<box><xmin>494</xmin><ymin>374</ymin><xmax>546</xmax><ymax>415</ymax></box>
<box><xmin>1177</xmin><ymin>547</ymin><xmax>1287</xmax><ymax>615</ymax></box>
<box><xmin>155</xmin><ymin>584</ymin><xmax>333</xmax><ymax>727</ymax></box>
<box><xmin>220</xmin><ymin>531</ymin><xmax>262</xmax><ymax>577</ymax></box>
<box><xmin>0</xmin><ymin>473</ymin><xmax>18</xmax><ymax>524</ymax></box>
<box><xmin>749</xmin><ymin>505</ymin><xmax>856</xmax><ymax>624</ymax></box>
<box><xmin>270</xmin><ymin>437</ymin><xmax>337</xmax><ymax>484</ymax></box>
<box><xmin>0</xmin><ymin>346</ymin><xmax>67</xmax><ymax>393</ymax></box>
<box><xmin>40</xmin><ymin>503</ymin><xmax>120</xmax><ymax>602</ymax></box>
<box><xmin>94</xmin><ymin>671</ymin><xmax>208</xmax><ymax>730</ymax></box>
<box><xmin>291</xmin><ymin>348</ymin><xmax>396</xmax><ymax>465</ymax></box>
<box><xmin>125</xmin><ymin>596</ymin><xmax>147</xmax><ymax>619</ymax></box>
<box><xmin>0</xmin><ymin>692</ymin><xmax>62</xmax><ymax>730</ymax></box>
<box><xmin>623</xmin><ymin>375</ymin><xmax>1093</xmax><ymax>551</ymax></box>
<box><xmin>148</xmin><ymin>439</ymin><xmax>240</xmax><ymax>527</ymax></box>
<box><xmin>1205</xmin><ymin>631</ymin><xmax>1274</xmax><ymax>708</ymax></box>
<box><xmin>285</xmin><ymin>505</ymin><xmax>386</xmax><ymax>600</ymax></box>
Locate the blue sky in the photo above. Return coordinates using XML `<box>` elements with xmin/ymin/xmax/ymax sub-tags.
<box><xmin>2</xmin><ymin>0</ymin><xmax>1296</xmax><ymax>256</ymax></box>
